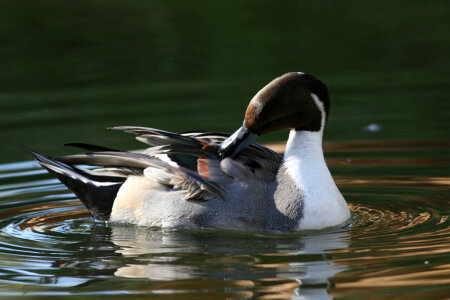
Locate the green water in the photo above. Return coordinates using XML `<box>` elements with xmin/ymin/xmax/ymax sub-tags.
<box><xmin>0</xmin><ymin>1</ymin><xmax>449</xmax><ymax>299</ymax></box>
<box><xmin>1</xmin><ymin>1</ymin><xmax>449</xmax><ymax>162</ymax></box>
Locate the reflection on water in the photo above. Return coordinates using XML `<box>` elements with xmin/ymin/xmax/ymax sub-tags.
<box><xmin>337</xmin><ymin>177</ymin><xmax>450</xmax><ymax>190</ymax></box>
<box><xmin>0</xmin><ymin>139</ymin><xmax>448</xmax><ymax>299</ymax></box>
<box><xmin>110</xmin><ymin>227</ymin><xmax>348</xmax><ymax>299</ymax></box>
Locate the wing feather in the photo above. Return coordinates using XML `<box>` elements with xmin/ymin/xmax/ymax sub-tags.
<box><xmin>58</xmin><ymin>127</ymin><xmax>282</xmax><ymax>201</ymax></box>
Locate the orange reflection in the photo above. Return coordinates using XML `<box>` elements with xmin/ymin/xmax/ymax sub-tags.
<box><xmin>438</xmin><ymin>215</ymin><xmax>448</xmax><ymax>224</ymax></box>
<box><xmin>254</xmin><ymin>278</ymin><xmax>300</xmax><ymax>299</ymax></box>
<box><xmin>330</xmin><ymin>265</ymin><xmax>450</xmax><ymax>298</ymax></box>
<box><xmin>0</xmin><ymin>200</ymin><xmax>83</xmax><ymax>220</ymax></box>
<box><xmin>335</xmin><ymin>176</ymin><xmax>450</xmax><ymax>190</ymax></box>
<box><xmin>119</xmin><ymin>279</ymin><xmax>255</xmax><ymax>299</ymax></box>
<box><xmin>333</xmin><ymin>264</ymin><xmax>450</xmax><ymax>288</ymax></box>
<box><xmin>333</xmin><ymin>243</ymin><xmax>450</xmax><ymax>264</ymax></box>
<box><xmin>19</xmin><ymin>208</ymin><xmax>90</xmax><ymax>230</ymax></box>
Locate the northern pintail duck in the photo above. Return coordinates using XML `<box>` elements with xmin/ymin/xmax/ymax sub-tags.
<box><xmin>26</xmin><ymin>72</ymin><xmax>350</xmax><ymax>231</ymax></box>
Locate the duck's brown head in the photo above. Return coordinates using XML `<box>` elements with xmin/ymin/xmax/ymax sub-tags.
<box><xmin>219</xmin><ymin>72</ymin><xmax>330</xmax><ymax>158</ymax></box>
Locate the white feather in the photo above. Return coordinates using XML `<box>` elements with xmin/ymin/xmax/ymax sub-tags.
<box><xmin>283</xmin><ymin>94</ymin><xmax>350</xmax><ymax>230</ymax></box>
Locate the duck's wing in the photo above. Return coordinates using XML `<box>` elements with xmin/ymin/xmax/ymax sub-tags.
<box><xmin>112</xmin><ymin>126</ymin><xmax>283</xmax><ymax>182</ymax></box>
<box><xmin>58</xmin><ymin>149</ymin><xmax>225</xmax><ymax>201</ymax></box>
<box><xmin>58</xmin><ymin>126</ymin><xmax>282</xmax><ymax>201</ymax></box>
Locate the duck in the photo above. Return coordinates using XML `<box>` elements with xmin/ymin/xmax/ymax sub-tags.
<box><xmin>25</xmin><ymin>72</ymin><xmax>351</xmax><ymax>231</ymax></box>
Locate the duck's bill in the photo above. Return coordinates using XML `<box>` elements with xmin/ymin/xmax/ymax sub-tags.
<box><xmin>218</xmin><ymin>125</ymin><xmax>258</xmax><ymax>158</ymax></box>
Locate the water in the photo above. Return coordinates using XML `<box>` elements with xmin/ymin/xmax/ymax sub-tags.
<box><xmin>1</xmin><ymin>1</ymin><xmax>450</xmax><ymax>164</ymax></box>
<box><xmin>1</xmin><ymin>1</ymin><xmax>449</xmax><ymax>298</ymax></box>
<box><xmin>0</xmin><ymin>140</ymin><xmax>448</xmax><ymax>299</ymax></box>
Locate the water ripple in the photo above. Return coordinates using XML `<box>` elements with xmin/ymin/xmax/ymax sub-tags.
<box><xmin>0</xmin><ymin>140</ymin><xmax>448</xmax><ymax>298</ymax></box>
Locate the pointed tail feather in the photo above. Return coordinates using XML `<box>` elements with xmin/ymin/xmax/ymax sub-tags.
<box><xmin>23</xmin><ymin>147</ymin><xmax>124</xmax><ymax>220</ymax></box>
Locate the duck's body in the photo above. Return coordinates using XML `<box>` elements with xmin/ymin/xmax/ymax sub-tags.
<box><xmin>112</xmin><ymin>174</ymin><xmax>276</xmax><ymax>230</ymax></box>
<box><xmin>27</xmin><ymin>72</ymin><xmax>350</xmax><ymax>231</ymax></box>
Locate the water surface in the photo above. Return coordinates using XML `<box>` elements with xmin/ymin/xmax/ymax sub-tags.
<box><xmin>0</xmin><ymin>140</ymin><xmax>448</xmax><ymax>299</ymax></box>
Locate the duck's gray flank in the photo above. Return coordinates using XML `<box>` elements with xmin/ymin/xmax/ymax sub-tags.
<box><xmin>271</xmin><ymin>164</ymin><xmax>304</xmax><ymax>231</ymax></box>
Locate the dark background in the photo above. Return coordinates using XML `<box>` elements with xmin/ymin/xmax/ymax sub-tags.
<box><xmin>1</xmin><ymin>1</ymin><xmax>449</xmax><ymax>163</ymax></box>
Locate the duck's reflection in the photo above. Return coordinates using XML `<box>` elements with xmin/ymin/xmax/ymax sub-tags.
<box><xmin>110</xmin><ymin>226</ymin><xmax>350</xmax><ymax>299</ymax></box>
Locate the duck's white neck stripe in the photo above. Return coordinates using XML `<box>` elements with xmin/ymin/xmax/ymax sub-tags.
<box><xmin>283</xmin><ymin>93</ymin><xmax>325</xmax><ymax>156</ymax></box>
<box><xmin>310</xmin><ymin>92</ymin><xmax>325</xmax><ymax>135</ymax></box>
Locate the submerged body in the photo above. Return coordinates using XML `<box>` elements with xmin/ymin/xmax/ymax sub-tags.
<box><xmin>27</xmin><ymin>72</ymin><xmax>351</xmax><ymax>231</ymax></box>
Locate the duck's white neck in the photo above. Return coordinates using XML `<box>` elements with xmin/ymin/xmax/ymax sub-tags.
<box><xmin>284</xmin><ymin>129</ymin><xmax>324</xmax><ymax>159</ymax></box>
<box><xmin>282</xmin><ymin>129</ymin><xmax>350</xmax><ymax>230</ymax></box>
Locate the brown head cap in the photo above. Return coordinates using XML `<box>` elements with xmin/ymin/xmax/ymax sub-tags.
<box><xmin>244</xmin><ymin>72</ymin><xmax>329</xmax><ymax>135</ymax></box>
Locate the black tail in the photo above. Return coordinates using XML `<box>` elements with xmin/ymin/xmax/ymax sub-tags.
<box><xmin>24</xmin><ymin>147</ymin><xmax>124</xmax><ymax>220</ymax></box>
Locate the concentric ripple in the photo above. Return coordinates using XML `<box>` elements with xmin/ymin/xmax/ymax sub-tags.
<box><xmin>0</xmin><ymin>140</ymin><xmax>449</xmax><ymax>299</ymax></box>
